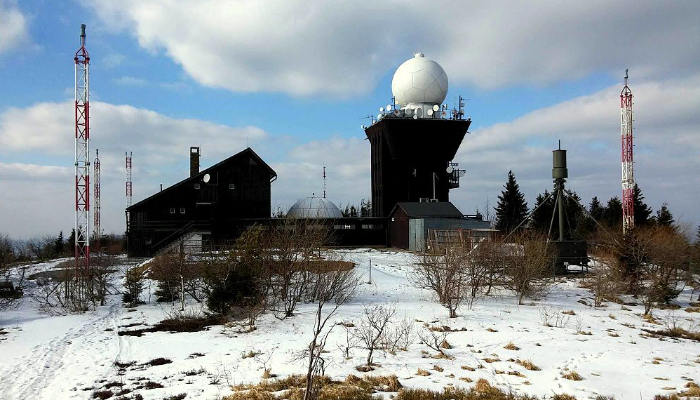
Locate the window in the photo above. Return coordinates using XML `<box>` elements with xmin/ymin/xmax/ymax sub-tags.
<box><xmin>229</xmin><ymin>183</ymin><xmax>236</xmax><ymax>190</ymax></box>
<box><xmin>180</xmin><ymin>208</ymin><xmax>186</xmax><ymax>214</ymax></box>
<box><xmin>194</xmin><ymin>183</ymin><xmax>200</xmax><ymax>189</ymax></box>
<box><xmin>169</xmin><ymin>208</ymin><xmax>175</xmax><ymax>214</ymax></box>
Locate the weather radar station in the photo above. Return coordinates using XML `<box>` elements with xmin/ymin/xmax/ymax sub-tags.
<box><xmin>363</xmin><ymin>53</ymin><xmax>469</xmax><ymax>217</ymax></box>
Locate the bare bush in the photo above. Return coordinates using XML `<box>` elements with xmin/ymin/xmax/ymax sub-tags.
<box><xmin>417</xmin><ymin>327</ymin><xmax>451</xmax><ymax>358</ymax></box>
<box><xmin>412</xmin><ymin>249</ymin><xmax>468</xmax><ymax>318</ymax></box>
<box><xmin>381</xmin><ymin>317</ymin><xmax>416</xmax><ymax>353</ymax></box>
<box><xmin>502</xmin><ymin>233</ymin><xmax>554</xmax><ymax>305</ymax></box>
<box><xmin>353</xmin><ymin>304</ymin><xmax>396</xmax><ymax>367</ymax></box>
<box><xmin>302</xmin><ymin>266</ymin><xmax>359</xmax><ymax>400</ymax></box>
<box><xmin>539</xmin><ymin>306</ymin><xmax>570</xmax><ymax>328</ymax></box>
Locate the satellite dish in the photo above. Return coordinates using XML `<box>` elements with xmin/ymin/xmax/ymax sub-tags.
<box><xmin>386</xmin><ymin>104</ymin><xmax>391</xmax><ymax>111</ymax></box>
<box><xmin>427</xmin><ymin>109</ymin><xmax>434</xmax><ymax>116</ymax></box>
<box><xmin>405</xmin><ymin>109</ymin><xmax>413</xmax><ymax>116</ymax></box>
<box><xmin>458</xmin><ymin>170</ymin><xmax>466</xmax><ymax>177</ymax></box>
<box><xmin>394</xmin><ymin>110</ymin><xmax>400</xmax><ymax>116</ymax></box>
<box><xmin>446</xmin><ymin>166</ymin><xmax>453</xmax><ymax>174</ymax></box>
<box><xmin>379</xmin><ymin>107</ymin><xmax>384</xmax><ymax>113</ymax></box>
<box><xmin>433</xmin><ymin>104</ymin><xmax>440</xmax><ymax>112</ymax></box>
<box><xmin>203</xmin><ymin>173</ymin><xmax>211</xmax><ymax>183</ymax></box>
<box><xmin>416</xmin><ymin>108</ymin><xmax>423</xmax><ymax>118</ymax></box>
<box><xmin>413</xmin><ymin>114</ymin><xmax>418</xmax><ymax>120</ymax></box>
<box><xmin>361</xmin><ymin>124</ymin><xmax>365</xmax><ymax>130</ymax></box>
<box><xmin>377</xmin><ymin>114</ymin><xmax>383</xmax><ymax>121</ymax></box>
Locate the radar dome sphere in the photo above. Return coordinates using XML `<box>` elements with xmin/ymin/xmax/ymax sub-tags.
<box><xmin>391</xmin><ymin>53</ymin><xmax>448</xmax><ymax>107</ymax></box>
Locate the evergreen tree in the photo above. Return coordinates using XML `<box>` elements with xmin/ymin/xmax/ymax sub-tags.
<box><xmin>564</xmin><ymin>190</ymin><xmax>585</xmax><ymax>237</ymax></box>
<box><xmin>67</xmin><ymin>229</ymin><xmax>76</xmax><ymax>254</ymax></box>
<box><xmin>529</xmin><ymin>190</ymin><xmax>554</xmax><ymax>234</ymax></box>
<box><xmin>603</xmin><ymin>197</ymin><xmax>623</xmax><ymax>227</ymax></box>
<box><xmin>632</xmin><ymin>184</ymin><xmax>653</xmax><ymax>226</ymax></box>
<box><xmin>655</xmin><ymin>203</ymin><xmax>675</xmax><ymax>227</ymax></box>
<box><xmin>696</xmin><ymin>224</ymin><xmax>700</xmax><ymax>246</ymax></box>
<box><xmin>54</xmin><ymin>231</ymin><xmax>64</xmax><ymax>256</ymax></box>
<box><xmin>589</xmin><ymin>197</ymin><xmax>604</xmax><ymax>221</ymax></box>
<box><xmin>494</xmin><ymin>170</ymin><xmax>529</xmax><ymax>234</ymax></box>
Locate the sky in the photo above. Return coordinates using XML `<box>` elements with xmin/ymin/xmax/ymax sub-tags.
<box><xmin>0</xmin><ymin>0</ymin><xmax>699</xmax><ymax>239</ymax></box>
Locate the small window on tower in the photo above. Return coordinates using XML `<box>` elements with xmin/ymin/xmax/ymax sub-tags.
<box><xmin>169</xmin><ymin>208</ymin><xmax>175</xmax><ymax>214</ymax></box>
<box><xmin>194</xmin><ymin>183</ymin><xmax>200</xmax><ymax>189</ymax></box>
<box><xmin>229</xmin><ymin>183</ymin><xmax>235</xmax><ymax>190</ymax></box>
<box><xmin>180</xmin><ymin>208</ymin><xmax>186</xmax><ymax>214</ymax></box>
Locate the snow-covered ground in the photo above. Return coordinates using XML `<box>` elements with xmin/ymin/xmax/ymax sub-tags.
<box><xmin>1</xmin><ymin>249</ymin><xmax>699</xmax><ymax>399</ymax></box>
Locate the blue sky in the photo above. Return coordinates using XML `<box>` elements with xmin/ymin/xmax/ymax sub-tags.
<box><xmin>1</xmin><ymin>1</ymin><xmax>699</xmax><ymax>238</ymax></box>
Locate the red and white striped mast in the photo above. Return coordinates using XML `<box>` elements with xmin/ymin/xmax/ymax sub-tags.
<box><xmin>620</xmin><ymin>69</ymin><xmax>634</xmax><ymax>234</ymax></box>
<box><xmin>75</xmin><ymin>24</ymin><xmax>91</xmax><ymax>288</ymax></box>
<box><xmin>93</xmin><ymin>149</ymin><xmax>100</xmax><ymax>244</ymax></box>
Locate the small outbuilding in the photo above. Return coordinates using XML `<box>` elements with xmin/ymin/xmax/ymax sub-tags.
<box><xmin>388</xmin><ymin>202</ymin><xmax>492</xmax><ymax>251</ymax></box>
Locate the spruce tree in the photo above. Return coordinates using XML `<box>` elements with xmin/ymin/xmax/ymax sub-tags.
<box><xmin>632</xmin><ymin>184</ymin><xmax>653</xmax><ymax>226</ymax></box>
<box><xmin>494</xmin><ymin>170</ymin><xmax>528</xmax><ymax>234</ymax></box>
<box><xmin>54</xmin><ymin>231</ymin><xmax>64</xmax><ymax>257</ymax></box>
<box><xmin>564</xmin><ymin>191</ymin><xmax>584</xmax><ymax>237</ymax></box>
<box><xmin>603</xmin><ymin>197</ymin><xmax>623</xmax><ymax>227</ymax></box>
<box><xmin>655</xmin><ymin>203</ymin><xmax>674</xmax><ymax>227</ymax></box>
<box><xmin>589</xmin><ymin>197</ymin><xmax>604</xmax><ymax>221</ymax></box>
<box><xmin>529</xmin><ymin>190</ymin><xmax>554</xmax><ymax>234</ymax></box>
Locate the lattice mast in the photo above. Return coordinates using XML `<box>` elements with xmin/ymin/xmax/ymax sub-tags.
<box><xmin>93</xmin><ymin>149</ymin><xmax>100</xmax><ymax>243</ymax></box>
<box><xmin>126</xmin><ymin>151</ymin><xmax>133</xmax><ymax>208</ymax></box>
<box><xmin>620</xmin><ymin>69</ymin><xmax>635</xmax><ymax>234</ymax></box>
<box><xmin>74</xmin><ymin>24</ymin><xmax>91</xmax><ymax>289</ymax></box>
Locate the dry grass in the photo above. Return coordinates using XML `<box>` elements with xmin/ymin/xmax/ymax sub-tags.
<box><xmin>685</xmin><ymin>307</ymin><xmax>700</xmax><ymax>313</ymax></box>
<box><xmin>486</xmin><ymin>328</ymin><xmax>498</xmax><ymax>333</ymax></box>
<box><xmin>483</xmin><ymin>357</ymin><xmax>500</xmax><ymax>363</ymax></box>
<box><xmin>562</xmin><ymin>371</ymin><xmax>583</xmax><ymax>381</ymax></box>
<box><xmin>227</xmin><ymin>374</ymin><xmax>401</xmax><ymax>400</ymax></box>
<box><xmin>432</xmin><ymin>365</ymin><xmax>444</xmax><ymax>372</ymax></box>
<box><xmin>460</xmin><ymin>377</ymin><xmax>473</xmax><ymax>383</ymax></box>
<box><xmin>416</xmin><ymin>368</ymin><xmax>431</xmax><ymax>376</ymax></box>
<box><xmin>461</xmin><ymin>365</ymin><xmax>475</xmax><ymax>371</ymax></box>
<box><xmin>680</xmin><ymin>382</ymin><xmax>700</xmax><ymax>397</ymax></box>
<box><xmin>562</xmin><ymin>310</ymin><xmax>576</xmax><ymax>316</ymax></box>
<box><xmin>515</xmin><ymin>359</ymin><xmax>541</xmax><ymax>371</ymax></box>
<box><xmin>503</xmin><ymin>342</ymin><xmax>520</xmax><ymax>351</ymax></box>
<box><xmin>507</xmin><ymin>371</ymin><xmax>526</xmax><ymax>378</ymax></box>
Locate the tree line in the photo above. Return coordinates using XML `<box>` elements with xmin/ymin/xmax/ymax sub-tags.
<box><xmin>493</xmin><ymin>170</ymin><xmax>686</xmax><ymax>238</ymax></box>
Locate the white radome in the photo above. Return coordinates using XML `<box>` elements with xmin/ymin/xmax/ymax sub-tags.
<box><xmin>391</xmin><ymin>53</ymin><xmax>448</xmax><ymax>107</ymax></box>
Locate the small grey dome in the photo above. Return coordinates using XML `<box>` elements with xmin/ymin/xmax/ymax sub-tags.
<box><xmin>287</xmin><ymin>197</ymin><xmax>343</xmax><ymax>219</ymax></box>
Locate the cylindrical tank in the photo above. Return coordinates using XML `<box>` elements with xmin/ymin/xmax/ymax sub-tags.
<box><xmin>552</xmin><ymin>149</ymin><xmax>568</xmax><ymax>179</ymax></box>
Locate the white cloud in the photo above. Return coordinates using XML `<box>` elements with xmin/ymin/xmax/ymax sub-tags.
<box><xmin>271</xmin><ymin>137</ymin><xmax>370</xmax><ymax>213</ymax></box>
<box><xmin>0</xmin><ymin>0</ymin><xmax>29</xmax><ymax>56</ymax></box>
<box><xmin>114</xmin><ymin>76</ymin><xmax>149</xmax><ymax>86</ymax></box>
<box><xmin>86</xmin><ymin>1</ymin><xmax>700</xmax><ymax>95</ymax></box>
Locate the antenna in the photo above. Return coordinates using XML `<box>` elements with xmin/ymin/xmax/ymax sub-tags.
<box><xmin>323</xmin><ymin>166</ymin><xmax>327</xmax><ymax>199</ymax></box>
<box><xmin>93</xmin><ymin>148</ymin><xmax>100</xmax><ymax>243</ymax></box>
<box><xmin>74</xmin><ymin>23</ymin><xmax>91</xmax><ymax>301</ymax></box>
<box><xmin>620</xmin><ymin>69</ymin><xmax>635</xmax><ymax>234</ymax></box>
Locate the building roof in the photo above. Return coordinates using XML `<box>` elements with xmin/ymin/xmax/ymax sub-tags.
<box><xmin>127</xmin><ymin>147</ymin><xmax>276</xmax><ymax>211</ymax></box>
<box><xmin>287</xmin><ymin>196</ymin><xmax>343</xmax><ymax>219</ymax></box>
<box><xmin>390</xmin><ymin>202</ymin><xmax>464</xmax><ymax>218</ymax></box>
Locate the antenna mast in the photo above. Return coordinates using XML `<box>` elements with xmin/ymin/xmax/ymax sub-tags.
<box><xmin>620</xmin><ymin>69</ymin><xmax>635</xmax><ymax>234</ymax></box>
<box><xmin>126</xmin><ymin>151</ymin><xmax>133</xmax><ymax>208</ymax></box>
<box><xmin>74</xmin><ymin>23</ymin><xmax>91</xmax><ymax>302</ymax></box>
<box><xmin>93</xmin><ymin>149</ymin><xmax>100</xmax><ymax>244</ymax></box>
<box><xmin>323</xmin><ymin>166</ymin><xmax>326</xmax><ymax>199</ymax></box>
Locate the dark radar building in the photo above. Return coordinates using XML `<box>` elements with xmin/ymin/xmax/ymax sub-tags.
<box><xmin>126</xmin><ymin>147</ymin><xmax>276</xmax><ymax>256</ymax></box>
<box><xmin>364</xmin><ymin>53</ymin><xmax>471</xmax><ymax>217</ymax></box>
<box><xmin>364</xmin><ymin>53</ymin><xmax>491</xmax><ymax>247</ymax></box>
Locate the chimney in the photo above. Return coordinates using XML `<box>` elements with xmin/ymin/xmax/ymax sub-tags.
<box><xmin>190</xmin><ymin>147</ymin><xmax>200</xmax><ymax>178</ymax></box>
